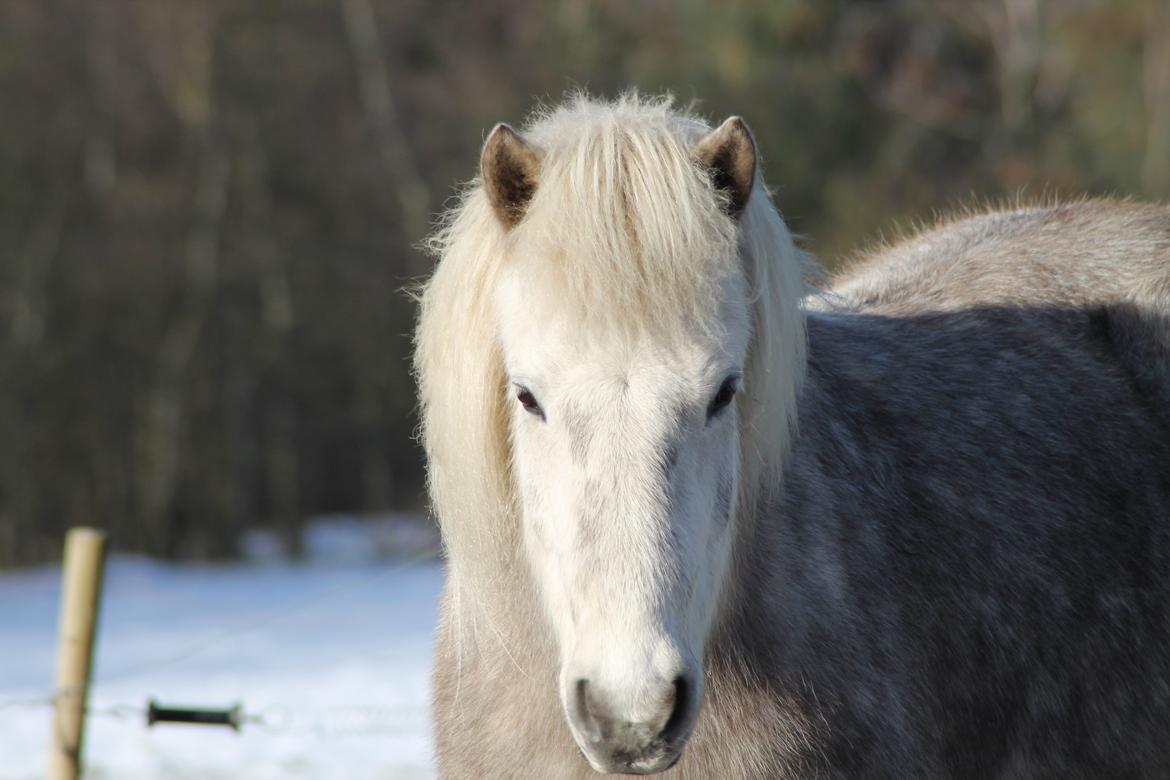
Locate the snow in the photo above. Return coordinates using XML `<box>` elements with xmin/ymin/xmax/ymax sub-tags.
<box><xmin>0</xmin><ymin>525</ymin><xmax>444</xmax><ymax>780</ymax></box>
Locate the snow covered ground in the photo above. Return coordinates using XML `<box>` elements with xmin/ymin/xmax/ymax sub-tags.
<box><xmin>0</xmin><ymin>519</ymin><xmax>443</xmax><ymax>780</ymax></box>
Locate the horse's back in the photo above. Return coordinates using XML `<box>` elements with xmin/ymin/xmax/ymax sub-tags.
<box><xmin>826</xmin><ymin>198</ymin><xmax>1170</xmax><ymax>412</ymax></box>
<box><xmin>831</xmin><ymin>199</ymin><xmax>1170</xmax><ymax>310</ymax></box>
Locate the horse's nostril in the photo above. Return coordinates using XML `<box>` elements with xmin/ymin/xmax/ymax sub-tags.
<box><xmin>573</xmin><ymin>678</ymin><xmax>601</xmax><ymax>743</ymax></box>
<box><xmin>660</xmin><ymin>675</ymin><xmax>691</xmax><ymax>742</ymax></box>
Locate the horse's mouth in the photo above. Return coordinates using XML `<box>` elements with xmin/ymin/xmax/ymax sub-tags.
<box><xmin>578</xmin><ymin>738</ymin><xmax>687</xmax><ymax>775</ymax></box>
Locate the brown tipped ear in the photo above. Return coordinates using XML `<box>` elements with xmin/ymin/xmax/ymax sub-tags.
<box><xmin>481</xmin><ymin>123</ymin><xmax>543</xmax><ymax>229</ymax></box>
<box><xmin>691</xmin><ymin>116</ymin><xmax>757</xmax><ymax>216</ymax></box>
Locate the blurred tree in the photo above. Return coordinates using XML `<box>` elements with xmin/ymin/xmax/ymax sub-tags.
<box><xmin>0</xmin><ymin>0</ymin><xmax>1164</xmax><ymax>564</ymax></box>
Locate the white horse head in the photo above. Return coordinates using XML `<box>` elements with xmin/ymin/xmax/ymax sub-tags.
<box><xmin>416</xmin><ymin>95</ymin><xmax>808</xmax><ymax>774</ymax></box>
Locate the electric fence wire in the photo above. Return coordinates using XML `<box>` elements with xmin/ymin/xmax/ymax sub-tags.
<box><xmin>0</xmin><ymin>545</ymin><xmax>440</xmax><ymax>739</ymax></box>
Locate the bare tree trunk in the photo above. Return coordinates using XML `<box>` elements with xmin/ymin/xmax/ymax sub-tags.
<box><xmin>339</xmin><ymin>0</ymin><xmax>431</xmax><ymax>263</ymax></box>
<box><xmin>988</xmin><ymin>0</ymin><xmax>1042</xmax><ymax>141</ymax></box>
<box><xmin>359</xmin><ymin>393</ymin><xmax>394</xmax><ymax>512</ymax></box>
<box><xmin>8</xmin><ymin>207</ymin><xmax>62</xmax><ymax>350</ymax></box>
<box><xmin>84</xmin><ymin>0</ymin><xmax>118</xmax><ymax>196</ymax></box>
<box><xmin>263</xmin><ymin>399</ymin><xmax>302</xmax><ymax>557</ymax></box>
<box><xmin>1142</xmin><ymin>0</ymin><xmax>1170</xmax><ymax>198</ymax></box>
<box><xmin>239</xmin><ymin>116</ymin><xmax>303</xmax><ymax>556</ymax></box>
<box><xmin>339</xmin><ymin>0</ymin><xmax>427</xmax><ymax>513</ymax></box>
<box><xmin>136</xmin><ymin>146</ymin><xmax>229</xmax><ymax>554</ymax></box>
<box><xmin>132</xmin><ymin>3</ymin><xmax>226</xmax><ymax>555</ymax></box>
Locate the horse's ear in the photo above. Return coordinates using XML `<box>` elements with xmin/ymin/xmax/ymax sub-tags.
<box><xmin>481</xmin><ymin>123</ymin><xmax>543</xmax><ymax>229</ymax></box>
<box><xmin>692</xmin><ymin>116</ymin><xmax>756</xmax><ymax>217</ymax></box>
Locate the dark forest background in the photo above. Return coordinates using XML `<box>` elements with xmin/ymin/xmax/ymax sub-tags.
<box><xmin>1</xmin><ymin>0</ymin><xmax>1167</xmax><ymax>564</ymax></box>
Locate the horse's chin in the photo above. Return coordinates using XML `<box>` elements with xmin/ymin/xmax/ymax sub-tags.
<box><xmin>576</xmin><ymin>736</ymin><xmax>688</xmax><ymax>776</ymax></box>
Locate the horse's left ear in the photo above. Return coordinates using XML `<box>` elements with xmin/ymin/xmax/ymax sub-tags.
<box><xmin>481</xmin><ymin>123</ymin><xmax>544</xmax><ymax>229</ymax></box>
<box><xmin>692</xmin><ymin>116</ymin><xmax>757</xmax><ymax>217</ymax></box>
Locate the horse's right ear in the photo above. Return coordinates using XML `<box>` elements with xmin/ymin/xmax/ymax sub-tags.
<box><xmin>692</xmin><ymin>116</ymin><xmax>757</xmax><ymax>217</ymax></box>
<box><xmin>481</xmin><ymin>123</ymin><xmax>543</xmax><ymax>229</ymax></box>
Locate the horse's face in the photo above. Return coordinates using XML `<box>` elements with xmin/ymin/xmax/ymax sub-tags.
<box><xmin>479</xmin><ymin>115</ymin><xmax>759</xmax><ymax>774</ymax></box>
<box><xmin>493</xmin><ymin>264</ymin><xmax>750</xmax><ymax>774</ymax></box>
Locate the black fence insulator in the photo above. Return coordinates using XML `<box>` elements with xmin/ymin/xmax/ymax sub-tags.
<box><xmin>147</xmin><ymin>699</ymin><xmax>243</xmax><ymax>731</ymax></box>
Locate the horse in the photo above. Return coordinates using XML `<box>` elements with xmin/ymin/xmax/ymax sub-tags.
<box><xmin>413</xmin><ymin>93</ymin><xmax>1170</xmax><ymax>778</ymax></box>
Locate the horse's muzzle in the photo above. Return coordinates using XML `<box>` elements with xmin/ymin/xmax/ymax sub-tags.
<box><xmin>567</xmin><ymin>673</ymin><xmax>698</xmax><ymax>775</ymax></box>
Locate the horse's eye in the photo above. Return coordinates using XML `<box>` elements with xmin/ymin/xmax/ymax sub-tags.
<box><xmin>707</xmin><ymin>375</ymin><xmax>739</xmax><ymax>420</ymax></box>
<box><xmin>516</xmin><ymin>386</ymin><xmax>544</xmax><ymax>418</ymax></box>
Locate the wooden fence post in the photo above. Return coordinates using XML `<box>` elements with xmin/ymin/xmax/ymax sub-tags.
<box><xmin>48</xmin><ymin>527</ymin><xmax>107</xmax><ymax>780</ymax></box>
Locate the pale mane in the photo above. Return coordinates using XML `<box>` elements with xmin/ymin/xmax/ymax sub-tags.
<box><xmin>414</xmin><ymin>93</ymin><xmax>811</xmax><ymax>624</ymax></box>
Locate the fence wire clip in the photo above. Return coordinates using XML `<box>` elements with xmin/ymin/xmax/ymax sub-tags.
<box><xmin>146</xmin><ymin>698</ymin><xmax>244</xmax><ymax>731</ymax></box>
